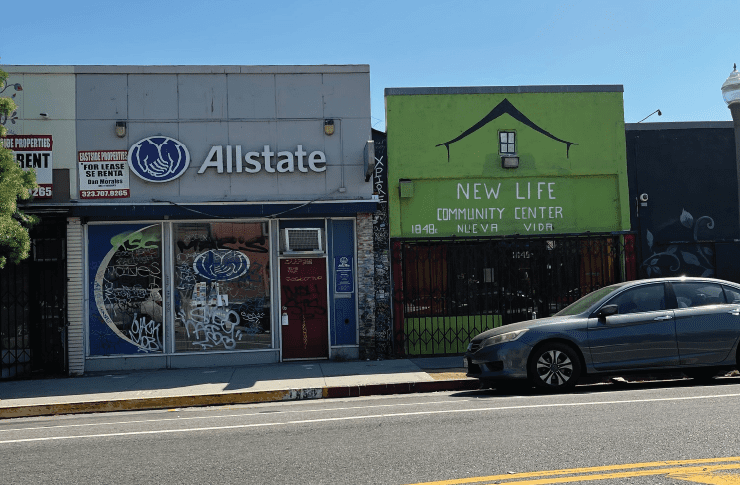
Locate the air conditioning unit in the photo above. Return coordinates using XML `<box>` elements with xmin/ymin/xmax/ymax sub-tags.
<box><xmin>284</xmin><ymin>228</ymin><xmax>323</xmax><ymax>252</ymax></box>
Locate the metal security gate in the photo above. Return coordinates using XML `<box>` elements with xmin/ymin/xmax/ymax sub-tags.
<box><xmin>1</xmin><ymin>220</ymin><xmax>67</xmax><ymax>379</ymax></box>
<box><xmin>392</xmin><ymin>233</ymin><xmax>637</xmax><ymax>356</ymax></box>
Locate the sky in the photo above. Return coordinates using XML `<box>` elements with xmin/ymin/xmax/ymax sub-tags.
<box><xmin>3</xmin><ymin>0</ymin><xmax>739</xmax><ymax>130</ymax></box>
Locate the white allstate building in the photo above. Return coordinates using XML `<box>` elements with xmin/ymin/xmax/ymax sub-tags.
<box><xmin>3</xmin><ymin>65</ymin><xmax>378</xmax><ymax>374</ymax></box>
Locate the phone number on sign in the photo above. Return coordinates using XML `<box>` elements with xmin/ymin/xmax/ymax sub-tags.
<box><xmin>80</xmin><ymin>189</ymin><xmax>130</xmax><ymax>198</ymax></box>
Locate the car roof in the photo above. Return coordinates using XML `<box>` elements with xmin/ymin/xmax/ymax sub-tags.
<box><xmin>625</xmin><ymin>277</ymin><xmax>739</xmax><ymax>286</ymax></box>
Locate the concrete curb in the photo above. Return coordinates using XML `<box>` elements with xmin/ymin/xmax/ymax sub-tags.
<box><xmin>324</xmin><ymin>379</ymin><xmax>479</xmax><ymax>398</ymax></box>
<box><xmin>0</xmin><ymin>379</ymin><xmax>480</xmax><ymax>420</ymax></box>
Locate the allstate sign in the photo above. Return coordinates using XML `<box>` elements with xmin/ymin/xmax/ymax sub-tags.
<box><xmin>193</xmin><ymin>249</ymin><xmax>250</xmax><ymax>281</ymax></box>
<box><xmin>128</xmin><ymin>136</ymin><xmax>190</xmax><ymax>183</ymax></box>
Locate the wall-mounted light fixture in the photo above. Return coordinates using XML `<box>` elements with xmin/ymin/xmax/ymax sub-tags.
<box><xmin>115</xmin><ymin>121</ymin><xmax>127</xmax><ymax>138</ymax></box>
<box><xmin>324</xmin><ymin>119</ymin><xmax>335</xmax><ymax>136</ymax></box>
<box><xmin>501</xmin><ymin>156</ymin><xmax>519</xmax><ymax>169</ymax></box>
<box><xmin>0</xmin><ymin>81</ymin><xmax>22</xmax><ymax>94</ymax></box>
<box><xmin>637</xmin><ymin>109</ymin><xmax>662</xmax><ymax>123</ymax></box>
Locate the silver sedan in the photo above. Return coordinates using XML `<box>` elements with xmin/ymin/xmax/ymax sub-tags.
<box><xmin>464</xmin><ymin>277</ymin><xmax>740</xmax><ymax>392</ymax></box>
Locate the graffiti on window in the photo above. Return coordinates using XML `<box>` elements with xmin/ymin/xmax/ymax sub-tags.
<box><xmin>173</xmin><ymin>223</ymin><xmax>271</xmax><ymax>352</ymax></box>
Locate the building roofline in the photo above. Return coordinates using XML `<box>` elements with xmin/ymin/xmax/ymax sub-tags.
<box><xmin>2</xmin><ymin>65</ymin><xmax>370</xmax><ymax>74</ymax></box>
<box><xmin>384</xmin><ymin>85</ymin><xmax>623</xmax><ymax>96</ymax></box>
<box><xmin>625</xmin><ymin>121</ymin><xmax>733</xmax><ymax>130</ymax></box>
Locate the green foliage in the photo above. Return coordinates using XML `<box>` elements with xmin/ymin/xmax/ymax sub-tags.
<box><xmin>0</xmin><ymin>67</ymin><xmax>38</xmax><ymax>268</ymax></box>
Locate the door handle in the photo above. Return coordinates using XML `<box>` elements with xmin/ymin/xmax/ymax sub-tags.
<box><xmin>728</xmin><ymin>310</ymin><xmax>740</xmax><ymax>316</ymax></box>
<box><xmin>654</xmin><ymin>315</ymin><xmax>673</xmax><ymax>321</ymax></box>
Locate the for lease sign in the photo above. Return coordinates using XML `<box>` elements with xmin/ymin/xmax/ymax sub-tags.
<box><xmin>1</xmin><ymin>135</ymin><xmax>53</xmax><ymax>199</ymax></box>
<box><xmin>78</xmin><ymin>150</ymin><xmax>130</xmax><ymax>199</ymax></box>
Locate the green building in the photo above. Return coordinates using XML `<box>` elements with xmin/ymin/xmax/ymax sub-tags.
<box><xmin>385</xmin><ymin>85</ymin><xmax>634</xmax><ymax>356</ymax></box>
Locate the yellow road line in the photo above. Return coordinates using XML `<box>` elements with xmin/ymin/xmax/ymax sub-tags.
<box><xmin>671</xmin><ymin>471</ymin><xmax>740</xmax><ymax>484</ymax></box>
<box><xmin>482</xmin><ymin>464</ymin><xmax>740</xmax><ymax>484</ymax></box>
<box><xmin>408</xmin><ymin>457</ymin><xmax>740</xmax><ymax>485</ymax></box>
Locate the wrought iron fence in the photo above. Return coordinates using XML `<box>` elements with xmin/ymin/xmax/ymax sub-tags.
<box><xmin>1</xmin><ymin>220</ymin><xmax>67</xmax><ymax>379</ymax></box>
<box><xmin>392</xmin><ymin>233</ymin><xmax>637</xmax><ymax>356</ymax></box>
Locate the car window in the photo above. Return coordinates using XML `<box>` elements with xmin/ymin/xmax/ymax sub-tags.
<box><xmin>554</xmin><ymin>284</ymin><xmax>627</xmax><ymax>316</ymax></box>
<box><xmin>723</xmin><ymin>285</ymin><xmax>740</xmax><ymax>304</ymax></box>
<box><xmin>604</xmin><ymin>284</ymin><xmax>666</xmax><ymax>314</ymax></box>
<box><xmin>672</xmin><ymin>282</ymin><xmax>726</xmax><ymax>308</ymax></box>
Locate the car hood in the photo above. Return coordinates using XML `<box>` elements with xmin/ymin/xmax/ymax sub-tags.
<box><xmin>470</xmin><ymin>315</ymin><xmax>577</xmax><ymax>343</ymax></box>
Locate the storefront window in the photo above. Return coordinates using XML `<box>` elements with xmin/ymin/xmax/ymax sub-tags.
<box><xmin>172</xmin><ymin>222</ymin><xmax>271</xmax><ymax>352</ymax></box>
<box><xmin>88</xmin><ymin>224</ymin><xmax>164</xmax><ymax>355</ymax></box>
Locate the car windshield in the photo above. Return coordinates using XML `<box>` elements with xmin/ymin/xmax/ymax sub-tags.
<box><xmin>554</xmin><ymin>283</ymin><xmax>628</xmax><ymax>316</ymax></box>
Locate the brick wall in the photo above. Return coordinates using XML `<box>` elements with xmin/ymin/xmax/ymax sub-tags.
<box><xmin>356</xmin><ymin>213</ymin><xmax>376</xmax><ymax>359</ymax></box>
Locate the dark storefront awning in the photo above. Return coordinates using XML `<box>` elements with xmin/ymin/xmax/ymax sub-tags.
<box><xmin>66</xmin><ymin>199</ymin><xmax>378</xmax><ymax>221</ymax></box>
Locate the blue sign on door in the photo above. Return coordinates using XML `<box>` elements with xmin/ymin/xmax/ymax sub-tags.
<box><xmin>335</xmin><ymin>256</ymin><xmax>354</xmax><ymax>293</ymax></box>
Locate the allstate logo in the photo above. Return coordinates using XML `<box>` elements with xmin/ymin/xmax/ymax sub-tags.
<box><xmin>193</xmin><ymin>250</ymin><xmax>250</xmax><ymax>281</ymax></box>
<box><xmin>128</xmin><ymin>136</ymin><xmax>190</xmax><ymax>183</ymax></box>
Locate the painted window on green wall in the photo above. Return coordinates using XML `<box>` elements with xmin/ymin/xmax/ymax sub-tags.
<box><xmin>499</xmin><ymin>131</ymin><xmax>516</xmax><ymax>154</ymax></box>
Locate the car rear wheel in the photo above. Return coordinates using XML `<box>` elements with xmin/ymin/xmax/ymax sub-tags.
<box><xmin>528</xmin><ymin>342</ymin><xmax>582</xmax><ymax>392</ymax></box>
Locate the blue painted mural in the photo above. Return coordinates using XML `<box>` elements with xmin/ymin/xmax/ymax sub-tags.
<box><xmin>88</xmin><ymin>224</ymin><xmax>163</xmax><ymax>355</ymax></box>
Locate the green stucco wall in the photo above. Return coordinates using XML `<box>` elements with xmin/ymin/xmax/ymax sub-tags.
<box><xmin>386</xmin><ymin>89</ymin><xmax>629</xmax><ymax>238</ymax></box>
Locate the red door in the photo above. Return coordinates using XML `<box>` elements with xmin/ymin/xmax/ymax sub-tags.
<box><xmin>280</xmin><ymin>258</ymin><xmax>329</xmax><ymax>359</ymax></box>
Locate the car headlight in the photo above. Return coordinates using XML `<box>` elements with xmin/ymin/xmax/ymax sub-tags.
<box><xmin>481</xmin><ymin>329</ymin><xmax>528</xmax><ymax>349</ymax></box>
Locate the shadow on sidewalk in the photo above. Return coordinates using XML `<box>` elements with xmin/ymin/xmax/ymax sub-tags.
<box><xmin>1</xmin><ymin>357</ymin><xmax>466</xmax><ymax>401</ymax></box>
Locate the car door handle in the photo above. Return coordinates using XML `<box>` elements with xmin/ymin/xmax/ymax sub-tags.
<box><xmin>654</xmin><ymin>315</ymin><xmax>673</xmax><ymax>321</ymax></box>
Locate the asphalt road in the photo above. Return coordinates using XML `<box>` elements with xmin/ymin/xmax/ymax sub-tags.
<box><xmin>2</xmin><ymin>378</ymin><xmax>740</xmax><ymax>484</ymax></box>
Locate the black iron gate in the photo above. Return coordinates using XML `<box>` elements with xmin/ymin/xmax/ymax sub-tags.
<box><xmin>1</xmin><ymin>220</ymin><xmax>67</xmax><ymax>379</ymax></box>
<box><xmin>392</xmin><ymin>233</ymin><xmax>637</xmax><ymax>356</ymax></box>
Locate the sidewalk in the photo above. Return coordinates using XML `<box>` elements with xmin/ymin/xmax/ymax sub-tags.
<box><xmin>0</xmin><ymin>357</ymin><xmax>479</xmax><ymax>419</ymax></box>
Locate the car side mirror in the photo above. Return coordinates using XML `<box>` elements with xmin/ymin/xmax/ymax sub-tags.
<box><xmin>596</xmin><ymin>304</ymin><xmax>619</xmax><ymax>319</ymax></box>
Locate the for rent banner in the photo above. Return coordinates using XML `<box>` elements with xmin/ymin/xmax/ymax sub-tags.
<box><xmin>2</xmin><ymin>135</ymin><xmax>53</xmax><ymax>199</ymax></box>
<box><xmin>78</xmin><ymin>150</ymin><xmax>130</xmax><ymax>199</ymax></box>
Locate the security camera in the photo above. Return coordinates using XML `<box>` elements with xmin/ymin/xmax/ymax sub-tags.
<box><xmin>639</xmin><ymin>193</ymin><xmax>649</xmax><ymax>202</ymax></box>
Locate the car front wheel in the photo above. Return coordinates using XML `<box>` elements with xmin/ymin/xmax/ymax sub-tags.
<box><xmin>528</xmin><ymin>342</ymin><xmax>582</xmax><ymax>392</ymax></box>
